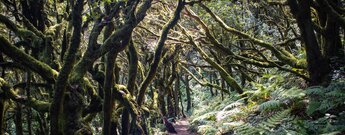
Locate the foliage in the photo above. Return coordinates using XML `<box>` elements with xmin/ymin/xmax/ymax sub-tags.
<box><xmin>306</xmin><ymin>80</ymin><xmax>345</xmax><ymax>115</ymax></box>
<box><xmin>189</xmin><ymin>73</ymin><xmax>345</xmax><ymax>135</ymax></box>
<box><xmin>0</xmin><ymin>0</ymin><xmax>344</xmax><ymax>134</ymax></box>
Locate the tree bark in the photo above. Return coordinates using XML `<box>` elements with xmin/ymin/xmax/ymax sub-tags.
<box><xmin>0</xmin><ymin>98</ymin><xmax>5</xmax><ymax>135</ymax></box>
<box><xmin>288</xmin><ymin>0</ymin><xmax>331</xmax><ymax>86</ymax></box>
<box><xmin>103</xmin><ymin>49</ymin><xmax>117</xmax><ymax>135</ymax></box>
<box><xmin>121</xmin><ymin>40</ymin><xmax>138</xmax><ymax>135</ymax></box>
<box><xmin>173</xmin><ymin>73</ymin><xmax>180</xmax><ymax>117</ymax></box>
<box><xmin>167</xmin><ymin>88</ymin><xmax>174</xmax><ymax>117</ymax></box>
<box><xmin>15</xmin><ymin>103</ymin><xmax>23</xmax><ymax>135</ymax></box>
<box><xmin>185</xmin><ymin>74</ymin><xmax>192</xmax><ymax>112</ymax></box>
<box><xmin>50</xmin><ymin>0</ymin><xmax>84</xmax><ymax>134</ymax></box>
<box><xmin>209</xmin><ymin>73</ymin><xmax>214</xmax><ymax>96</ymax></box>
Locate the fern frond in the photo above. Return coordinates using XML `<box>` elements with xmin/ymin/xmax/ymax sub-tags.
<box><xmin>325</xmin><ymin>90</ymin><xmax>345</xmax><ymax>97</ymax></box>
<box><xmin>257</xmin><ymin>109</ymin><xmax>291</xmax><ymax>133</ymax></box>
<box><xmin>306</xmin><ymin>86</ymin><xmax>324</xmax><ymax>95</ymax></box>
<box><xmin>235</xmin><ymin>123</ymin><xmax>259</xmax><ymax>135</ymax></box>
<box><xmin>259</xmin><ymin>100</ymin><xmax>282</xmax><ymax>112</ymax></box>
<box><xmin>222</xmin><ymin>102</ymin><xmax>244</xmax><ymax>111</ymax></box>
<box><xmin>306</xmin><ymin>101</ymin><xmax>321</xmax><ymax>115</ymax></box>
<box><xmin>318</xmin><ymin>100</ymin><xmax>333</xmax><ymax>112</ymax></box>
<box><xmin>281</xmin><ymin>87</ymin><xmax>305</xmax><ymax>99</ymax></box>
<box><xmin>234</xmin><ymin>109</ymin><xmax>291</xmax><ymax>134</ymax></box>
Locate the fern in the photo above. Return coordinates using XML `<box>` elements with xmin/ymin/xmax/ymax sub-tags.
<box><xmin>234</xmin><ymin>109</ymin><xmax>292</xmax><ymax>135</ymax></box>
<box><xmin>222</xmin><ymin>101</ymin><xmax>244</xmax><ymax>111</ymax></box>
<box><xmin>257</xmin><ymin>109</ymin><xmax>291</xmax><ymax>131</ymax></box>
<box><xmin>280</xmin><ymin>87</ymin><xmax>305</xmax><ymax>99</ymax></box>
<box><xmin>235</xmin><ymin>123</ymin><xmax>260</xmax><ymax>135</ymax></box>
<box><xmin>306</xmin><ymin>86</ymin><xmax>324</xmax><ymax>95</ymax></box>
<box><xmin>325</xmin><ymin>89</ymin><xmax>345</xmax><ymax>97</ymax></box>
<box><xmin>306</xmin><ymin>101</ymin><xmax>321</xmax><ymax>115</ymax></box>
<box><xmin>259</xmin><ymin>100</ymin><xmax>282</xmax><ymax>112</ymax></box>
<box><xmin>306</xmin><ymin>80</ymin><xmax>345</xmax><ymax>115</ymax></box>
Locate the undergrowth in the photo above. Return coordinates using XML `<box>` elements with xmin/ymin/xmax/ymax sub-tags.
<box><xmin>189</xmin><ymin>73</ymin><xmax>345</xmax><ymax>135</ymax></box>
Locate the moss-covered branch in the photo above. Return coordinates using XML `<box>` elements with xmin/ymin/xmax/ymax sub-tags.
<box><xmin>180</xmin><ymin>65</ymin><xmax>230</xmax><ymax>94</ymax></box>
<box><xmin>0</xmin><ymin>78</ymin><xmax>50</xmax><ymax>112</ymax></box>
<box><xmin>0</xmin><ymin>36</ymin><xmax>58</xmax><ymax>83</ymax></box>
<box><xmin>113</xmin><ymin>84</ymin><xmax>139</xmax><ymax>120</ymax></box>
<box><xmin>50</xmin><ymin>0</ymin><xmax>84</xmax><ymax>134</ymax></box>
<box><xmin>0</xmin><ymin>14</ymin><xmax>42</xmax><ymax>40</ymax></box>
<box><xmin>182</xmin><ymin>27</ymin><xmax>243</xmax><ymax>94</ymax></box>
<box><xmin>196</xmin><ymin>4</ymin><xmax>306</xmax><ymax>69</ymax></box>
<box><xmin>70</xmin><ymin>0</ymin><xmax>153</xmax><ymax>83</ymax></box>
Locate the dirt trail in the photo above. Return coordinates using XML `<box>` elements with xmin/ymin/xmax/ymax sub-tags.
<box><xmin>169</xmin><ymin>118</ymin><xmax>198</xmax><ymax>135</ymax></box>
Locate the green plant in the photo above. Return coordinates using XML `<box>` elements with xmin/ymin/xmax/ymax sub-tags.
<box><xmin>306</xmin><ymin>80</ymin><xmax>345</xmax><ymax>115</ymax></box>
<box><xmin>234</xmin><ymin>109</ymin><xmax>292</xmax><ymax>135</ymax></box>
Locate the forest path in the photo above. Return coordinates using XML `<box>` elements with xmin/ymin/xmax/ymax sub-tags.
<box><xmin>169</xmin><ymin>118</ymin><xmax>198</xmax><ymax>135</ymax></box>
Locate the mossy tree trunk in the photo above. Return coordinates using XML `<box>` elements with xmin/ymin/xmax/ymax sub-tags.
<box><xmin>121</xmin><ymin>40</ymin><xmax>138</xmax><ymax>135</ymax></box>
<box><xmin>50</xmin><ymin>0</ymin><xmax>84</xmax><ymax>134</ymax></box>
<box><xmin>0</xmin><ymin>98</ymin><xmax>5</xmax><ymax>135</ymax></box>
<box><xmin>15</xmin><ymin>103</ymin><xmax>23</xmax><ymax>135</ymax></box>
<box><xmin>167</xmin><ymin>87</ymin><xmax>175</xmax><ymax>117</ymax></box>
<box><xmin>26</xmin><ymin>72</ymin><xmax>32</xmax><ymax>135</ymax></box>
<box><xmin>184</xmin><ymin>74</ymin><xmax>192</xmax><ymax>112</ymax></box>
<box><xmin>158</xmin><ymin>88</ymin><xmax>167</xmax><ymax>116</ymax></box>
<box><xmin>288</xmin><ymin>0</ymin><xmax>331</xmax><ymax>86</ymax></box>
<box><xmin>103</xmin><ymin>49</ymin><xmax>117</xmax><ymax>135</ymax></box>
<box><xmin>173</xmin><ymin>73</ymin><xmax>180</xmax><ymax>117</ymax></box>
<box><xmin>209</xmin><ymin>73</ymin><xmax>214</xmax><ymax>96</ymax></box>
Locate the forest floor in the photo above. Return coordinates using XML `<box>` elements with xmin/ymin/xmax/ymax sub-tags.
<box><xmin>169</xmin><ymin>118</ymin><xmax>198</xmax><ymax>135</ymax></box>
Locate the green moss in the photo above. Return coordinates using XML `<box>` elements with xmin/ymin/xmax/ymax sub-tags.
<box><xmin>28</xmin><ymin>98</ymin><xmax>50</xmax><ymax>112</ymax></box>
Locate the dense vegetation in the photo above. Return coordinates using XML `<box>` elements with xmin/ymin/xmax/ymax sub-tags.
<box><xmin>0</xmin><ymin>0</ymin><xmax>344</xmax><ymax>134</ymax></box>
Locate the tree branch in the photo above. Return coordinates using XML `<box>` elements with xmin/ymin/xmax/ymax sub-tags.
<box><xmin>0</xmin><ymin>36</ymin><xmax>58</xmax><ymax>83</ymax></box>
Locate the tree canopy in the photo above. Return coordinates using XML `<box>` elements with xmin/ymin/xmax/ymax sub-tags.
<box><xmin>0</xmin><ymin>0</ymin><xmax>344</xmax><ymax>134</ymax></box>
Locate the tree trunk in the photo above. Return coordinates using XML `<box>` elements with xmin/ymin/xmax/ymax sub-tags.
<box><xmin>62</xmin><ymin>87</ymin><xmax>90</xmax><ymax>134</ymax></box>
<box><xmin>209</xmin><ymin>73</ymin><xmax>214</xmax><ymax>96</ymax></box>
<box><xmin>0</xmin><ymin>98</ymin><xmax>5</xmax><ymax>135</ymax></box>
<box><xmin>158</xmin><ymin>90</ymin><xmax>167</xmax><ymax>116</ymax></box>
<box><xmin>221</xmin><ymin>78</ymin><xmax>225</xmax><ymax>101</ymax></box>
<box><xmin>121</xmin><ymin>40</ymin><xmax>138</xmax><ymax>135</ymax></box>
<box><xmin>103</xmin><ymin>49</ymin><xmax>117</xmax><ymax>135</ymax></box>
<box><xmin>15</xmin><ymin>104</ymin><xmax>23</xmax><ymax>135</ymax></box>
<box><xmin>185</xmin><ymin>74</ymin><xmax>192</xmax><ymax>112</ymax></box>
<box><xmin>50</xmin><ymin>0</ymin><xmax>84</xmax><ymax>134</ymax></box>
<box><xmin>179</xmin><ymin>88</ymin><xmax>186</xmax><ymax>117</ymax></box>
<box><xmin>173</xmin><ymin>75</ymin><xmax>180</xmax><ymax>117</ymax></box>
<box><xmin>26</xmin><ymin>72</ymin><xmax>32</xmax><ymax>135</ymax></box>
<box><xmin>167</xmin><ymin>89</ymin><xmax>174</xmax><ymax>117</ymax></box>
<box><xmin>288</xmin><ymin>0</ymin><xmax>331</xmax><ymax>86</ymax></box>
